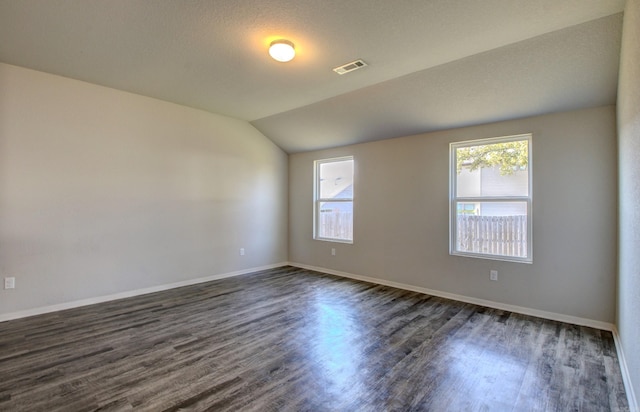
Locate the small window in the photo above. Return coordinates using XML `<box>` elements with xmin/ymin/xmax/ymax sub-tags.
<box><xmin>450</xmin><ymin>134</ymin><xmax>532</xmax><ymax>263</ymax></box>
<box><xmin>314</xmin><ymin>156</ymin><xmax>354</xmax><ymax>243</ymax></box>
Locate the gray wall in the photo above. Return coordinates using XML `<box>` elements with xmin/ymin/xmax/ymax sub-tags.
<box><xmin>290</xmin><ymin>106</ymin><xmax>617</xmax><ymax>323</ymax></box>
<box><xmin>617</xmin><ymin>0</ymin><xmax>640</xmax><ymax>404</ymax></box>
<box><xmin>0</xmin><ymin>63</ymin><xmax>288</xmax><ymax>316</ymax></box>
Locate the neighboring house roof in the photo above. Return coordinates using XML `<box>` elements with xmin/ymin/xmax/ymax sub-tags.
<box><xmin>321</xmin><ymin>184</ymin><xmax>353</xmax><ymax>212</ymax></box>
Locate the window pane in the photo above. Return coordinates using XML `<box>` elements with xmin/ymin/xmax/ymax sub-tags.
<box><xmin>455</xmin><ymin>201</ymin><xmax>528</xmax><ymax>258</ymax></box>
<box><xmin>456</xmin><ymin>140</ymin><xmax>529</xmax><ymax>197</ymax></box>
<box><xmin>320</xmin><ymin>159</ymin><xmax>354</xmax><ymax>199</ymax></box>
<box><xmin>318</xmin><ymin>201</ymin><xmax>353</xmax><ymax>241</ymax></box>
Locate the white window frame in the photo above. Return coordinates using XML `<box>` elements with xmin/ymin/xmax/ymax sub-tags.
<box><xmin>314</xmin><ymin>156</ymin><xmax>354</xmax><ymax>243</ymax></box>
<box><xmin>450</xmin><ymin>134</ymin><xmax>532</xmax><ymax>263</ymax></box>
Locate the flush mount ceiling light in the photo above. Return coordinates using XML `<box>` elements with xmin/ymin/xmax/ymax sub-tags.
<box><xmin>269</xmin><ymin>39</ymin><xmax>295</xmax><ymax>62</ymax></box>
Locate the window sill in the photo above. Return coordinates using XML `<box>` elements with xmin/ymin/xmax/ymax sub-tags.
<box><xmin>314</xmin><ymin>237</ymin><xmax>353</xmax><ymax>244</ymax></box>
<box><xmin>450</xmin><ymin>251</ymin><xmax>532</xmax><ymax>264</ymax></box>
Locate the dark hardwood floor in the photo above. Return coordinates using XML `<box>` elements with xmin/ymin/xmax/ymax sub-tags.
<box><xmin>0</xmin><ymin>266</ymin><xmax>629</xmax><ymax>411</ymax></box>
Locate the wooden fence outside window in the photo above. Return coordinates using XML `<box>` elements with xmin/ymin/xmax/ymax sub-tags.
<box><xmin>456</xmin><ymin>214</ymin><xmax>527</xmax><ymax>257</ymax></box>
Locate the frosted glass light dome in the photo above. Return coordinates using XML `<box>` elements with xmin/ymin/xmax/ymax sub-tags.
<box><xmin>269</xmin><ymin>40</ymin><xmax>295</xmax><ymax>62</ymax></box>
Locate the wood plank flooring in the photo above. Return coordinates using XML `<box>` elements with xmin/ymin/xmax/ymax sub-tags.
<box><xmin>0</xmin><ymin>266</ymin><xmax>629</xmax><ymax>411</ymax></box>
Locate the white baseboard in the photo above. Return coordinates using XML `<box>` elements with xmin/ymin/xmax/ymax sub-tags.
<box><xmin>0</xmin><ymin>262</ymin><xmax>288</xmax><ymax>323</ymax></box>
<box><xmin>289</xmin><ymin>263</ymin><xmax>640</xmax><ymax>409</ymax></box>
<box><xmin>613</xmin><ymin>327</ymin><xmax>639</xmax><ymax>412</ymax></box>
<box><xmin>2</xmin><ymin>262</ymin><xmax>635</xmax><ymax>410</ymax></box>
<box><xmin>288</xmin><ymin>262</ymin><xmax>615</xmax><ymax>331</ymax></box>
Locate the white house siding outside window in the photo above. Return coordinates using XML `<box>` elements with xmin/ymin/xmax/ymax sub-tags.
<box><xmin>450</xmin><ymin>134</ymin><xmax>532</xmax><ymax>263</ymax></box>
<box><xmin>314</xmin><ymin>156</ymin><xmax>354</xmax><ymax>243</ymax></box>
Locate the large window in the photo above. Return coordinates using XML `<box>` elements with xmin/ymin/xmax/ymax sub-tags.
<box><xmin>450</xmin><ymin>134</ymin><xmax>532</xmax><ymax>263</ymax></box>
<box><xmin>314</xmin><ymin>156</ymin><xmax>354</xmax><ymax>243</ymax></box>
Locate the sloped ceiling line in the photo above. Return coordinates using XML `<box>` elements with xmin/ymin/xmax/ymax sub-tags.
<box><xmin>0</xmin><ymin>0</ymin><xmax>625</xmax><ymax>153</ymax></box>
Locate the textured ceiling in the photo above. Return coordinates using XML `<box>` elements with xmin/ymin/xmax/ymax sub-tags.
<box><xmin>254</xmin><ymin>14</ymin><xmax>623</xmax><ymax>152</ymax></box>
<box><xmin>0</xmin><ymin>0</ymin><xmax>625</xmax><ymax>153</ymax></box>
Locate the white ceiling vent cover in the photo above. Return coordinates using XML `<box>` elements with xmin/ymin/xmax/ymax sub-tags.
<box><xmin>333</xmin><ymin>59</ymin><xmax>368</xmax><ymax>75</ymax></box>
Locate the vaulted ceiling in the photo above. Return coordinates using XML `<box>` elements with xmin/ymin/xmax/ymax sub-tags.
<box><xmin>0</xmin><ymin>0</ymin><xmax>625</xmax><ymax>153</ymax></box>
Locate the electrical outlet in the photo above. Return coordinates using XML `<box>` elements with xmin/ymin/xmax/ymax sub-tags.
<box><xmin>331</xmin><ymin>248</ymin><xmax>336</xmax><ymax>256</ymax></box>
<box><xmin>4</xmin><ymin>277</ymin><xmax>15</xmax><ymax>290</ymax></box>
<box><xmin>490</xmin><ymin>270</ymin><xmax>498</xmax><ymax>281</ymax></box>
<box><xmin>239</xmin><ymin>248</ymin><xmax>245</xmax><ymax>256</ymax></box>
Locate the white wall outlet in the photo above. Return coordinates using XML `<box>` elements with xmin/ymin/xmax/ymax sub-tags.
<box><xmin>331</xmin><ymin>248</ymin><xmax>336</xmax><ymax>256</ymax></box>
<box><xmin>490</xmin><ymin>270</ymin><xmax>498</xmax><ymax>281</ymax></box>
<box><xmin>4</xmin><ymin>277</ymin><xmax>15</xmax><ymax>289</ymax></box>
<box><xmin>239</xmin><ymin>248</ymin><xmax>245</xmax><ymax>256</ymax></box>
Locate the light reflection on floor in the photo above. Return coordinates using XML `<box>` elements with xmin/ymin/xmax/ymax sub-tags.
<box><xmin>431</xmin><ymin>338</ymin><xmax>531</xmax><ymax>411</ymax></box>
<box><xmin>310</xmin><ymin>291</ymin><xmax>365</xmax><ymax>406</ymax></box>
<box><xmin>301</xmin><ymin>289</ymin><xmax>561</xmax><ymax>411</ymax></box>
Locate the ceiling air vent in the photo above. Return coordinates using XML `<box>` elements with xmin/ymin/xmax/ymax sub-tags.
<box><xmin>333</xmin><ymin>59</ymin><xmax>367</xmax><ymax>75</ymax></box>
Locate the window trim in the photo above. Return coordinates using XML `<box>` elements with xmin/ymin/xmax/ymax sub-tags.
<box><xmin>314</xmin><ymin>156</ymin><xmax>354</xmax><ymax>244</ymax></box>
<box><xmin>449</xmin><ymin>134</ymin><xmax>533</xmax><ymax>263</ymax></box>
